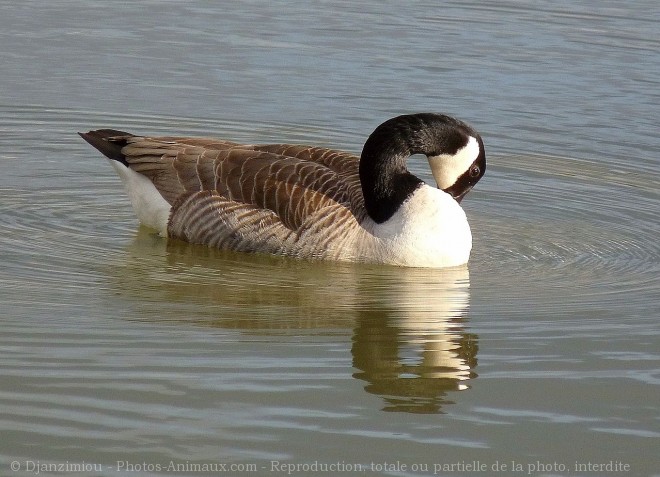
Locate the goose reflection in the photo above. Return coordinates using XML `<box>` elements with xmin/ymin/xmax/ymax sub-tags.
<box><xmin>351</xmin><ymin>266</ymin><xmax>476</xmax><ymax>413</ymax></box>
<box><xmin>113</xmin><ymin>227</ymin><xmax>478</xmax><ymax>414</ymax></box>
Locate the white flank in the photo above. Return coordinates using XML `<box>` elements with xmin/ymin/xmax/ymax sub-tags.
<box><xmin>109</xmin><ymin>160</ymin><xmax>171</xmax><ymax>236</ymax></box>
<box><xmin>427</xmin><ymin>136</ymin><xmax>480</xmax><ymax>190</ymax></box>
<box><xmin>369</xmin><ymin>185</ymin><xmax>472</xmax><ymax>267</ymax></box>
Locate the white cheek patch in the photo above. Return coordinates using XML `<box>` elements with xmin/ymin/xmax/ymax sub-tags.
<box><xmin>427</xmin><ymin>136</ymin><xmax>480</xmax><ymax>189</ymax></box>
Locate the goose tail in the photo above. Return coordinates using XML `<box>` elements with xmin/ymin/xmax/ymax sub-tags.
<box><xmin>78</xmin><ymin>129</ymin><xmax>133</xmax><ymax>166</ymax></box>
<box><xmin>78</xmin><ymin>129</ymin><xmax>171</xmax><ymax>235</ymax></box>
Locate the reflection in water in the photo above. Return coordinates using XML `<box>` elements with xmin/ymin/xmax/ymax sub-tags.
<box><xmin>352</xmin><ymin>267</ymin><xmax>476</xmax><ymax>413</ymax></box>
<box><xmin>115</xmin><ymin>228</ymin><xmax>477</xmax><ymax>414</ymax></box>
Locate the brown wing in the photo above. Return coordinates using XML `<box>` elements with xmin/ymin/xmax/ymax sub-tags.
<box><xmin>118</xmin><ymin>136</ymin><xmax>366</xmax><ymax>234</ymax></box>
<box><xmin>167</xmin><ymin>191</ymin><xmax>291</xmax><ymax>254</ymax></box>
<box><xmin>249</xmin><ymin>144</ymin><xmax>364</xmax><ymax>213</ymax></box>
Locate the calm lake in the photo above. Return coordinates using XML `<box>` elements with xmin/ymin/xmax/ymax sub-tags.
<box><xmin>1</xmin><ymin>1</ymin><xmax>658</xmax><ymax>476</ymax></box>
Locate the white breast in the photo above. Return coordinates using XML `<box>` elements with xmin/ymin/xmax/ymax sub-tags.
<box><xmin>367</xmin><ymin>185</ymin><xmax>472</xmax><ymax>267</ymax></box>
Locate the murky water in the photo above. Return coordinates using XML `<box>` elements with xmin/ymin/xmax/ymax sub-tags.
<box><xmin>1</xmin><ymin>2</ymin><xmax>659</xmax><ymax>477</ymax></box>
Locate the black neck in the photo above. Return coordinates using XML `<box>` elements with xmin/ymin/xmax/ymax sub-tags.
<box><xmin>359</xmin><ymin>148</ymin><xmax>422</xmax><ymax>224</ymax></box>
<box><xmin>359</xmin><ymin>113</ymin><xmax>468</xmax><ymax>223</ymax></box>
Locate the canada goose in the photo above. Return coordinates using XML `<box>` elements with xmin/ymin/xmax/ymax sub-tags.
<box><xmin>79</xmin><ymin>113</ymin><xmax>485</xmax><ymax>267</ymax></box>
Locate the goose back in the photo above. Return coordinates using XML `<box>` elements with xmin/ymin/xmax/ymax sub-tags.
<box><xmin>116</xmin><ymin>136</ymin><xmax>369</xmax><ymax>259</ymax></box>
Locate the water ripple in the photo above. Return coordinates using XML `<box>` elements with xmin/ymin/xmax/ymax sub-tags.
<box><xmin>469</xmin><ymin>153</ymin><xmax>659</xmax><ymax>315</ymax></box>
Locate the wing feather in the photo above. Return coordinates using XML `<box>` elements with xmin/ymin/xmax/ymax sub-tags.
<box><xmin>117</xmin><ymin>135</ymin><xmax>366</xmax><ymax>245</ymax></box>
<box><xmin>169</xmin><ymin>191</ymin><xmax>295</xmax><ymax>255</ymax></box>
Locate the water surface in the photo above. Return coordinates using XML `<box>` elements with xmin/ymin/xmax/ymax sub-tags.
<box><xmin>1</xmin><ymin>2</ymin><xmax>659</xmax><ymax>476</ymax></box>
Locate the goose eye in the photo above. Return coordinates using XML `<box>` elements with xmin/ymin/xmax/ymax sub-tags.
<box><xmin>469</xmin><ymin>165</ymin><xmax>480</xmax><ymax>178</ymax></box>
